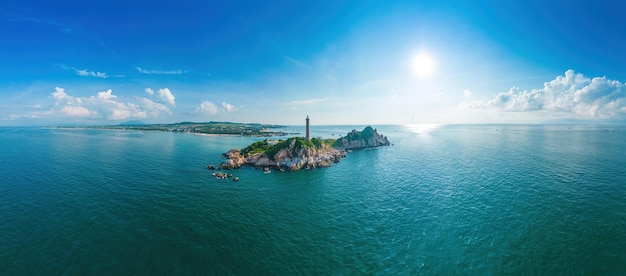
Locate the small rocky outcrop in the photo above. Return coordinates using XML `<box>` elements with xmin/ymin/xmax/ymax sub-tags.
<box><xmin>219</xmin><ymin>149</ymin><xmax>246</xmax><ymax>169</ymax></box>
<box><xmin>332</xmin><ymin>126</ymin><xmax>390</xmax><ymax>150</ymax></box>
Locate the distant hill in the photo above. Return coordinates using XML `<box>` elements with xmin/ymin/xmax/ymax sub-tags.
<box><xmin>71</xmin><ymin>121</ymin><xmax>290</xmax><ymax>136</ymax></box>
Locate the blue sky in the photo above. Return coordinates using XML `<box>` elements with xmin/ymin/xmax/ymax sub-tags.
<box><xmin>2</xmin><ymin>0</ymin><xmax>626</xmax><ymax>126</ymax></box>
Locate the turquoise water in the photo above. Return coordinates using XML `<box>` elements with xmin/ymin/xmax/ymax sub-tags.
<box><xmin>1</xmin><ymin>125</ymin><xmax>625</xmax><ymax>274</ymax></box>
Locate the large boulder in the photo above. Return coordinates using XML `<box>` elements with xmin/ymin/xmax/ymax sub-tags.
<box><xmin>254</xmin><ymin>157</ymin><xmax>273</xmax><ymax>167</ymax></box>
<box><xmin>220</xmin><ymin>149</ymin><xmax>246</xmax><ymax>169</ymax></box>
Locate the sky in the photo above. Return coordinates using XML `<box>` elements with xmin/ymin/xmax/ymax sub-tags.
<box><xmin>2</xmin><ymin>0</ymin><xmax>626</xmax><ymax>126</ymax></box>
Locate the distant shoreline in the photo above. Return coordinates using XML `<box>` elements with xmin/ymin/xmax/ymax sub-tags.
<box><xmin>57</xmin><ymin>121</ymin><xmax>298</xmax><ymax>137</ymax></box>
<box><xmin>189</xmin><ymin>132</ymin><xmax>241</xmax><ymax>137</ymax></box>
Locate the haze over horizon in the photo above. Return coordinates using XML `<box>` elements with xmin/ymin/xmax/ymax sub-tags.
<box><xmin>2</xmin><ymin>0</ymin><xmax>626</xmax><ymax>126</ymax></box>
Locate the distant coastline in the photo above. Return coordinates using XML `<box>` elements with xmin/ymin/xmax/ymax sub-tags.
<box><xmin>60</xmin><ymin>121</ymin><xmax>296</xmax><ymax>137</ymax></box>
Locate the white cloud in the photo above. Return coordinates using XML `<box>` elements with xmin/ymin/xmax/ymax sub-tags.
<box><xmin>51</xmin><ymin>87</ymin><xmax>83</xmax><ymax>106</ymax></box>
<box><xmin>465</xmin><ymin>70</ymin><xmax>626</xmax><ymax>118</ymax></box>
<box><xmin>52</xmin><ymin>87</ymin><xmax>71</xmax><ymax>102</ymax></box>
<box><xmin>48</xmin><ymin>87</ymin><xmax>95</xmax><ymax>117</ymax></box>
<box><xmin>144</xmin><ymin>87</ymin><xmax>175</xmax><ymax>106</ymax></box>
<box><xmin>96</xmin><ymin>89</ymin><xmax>116</xmax><ymax>100</ymax></box>
<box><xmin>61</xmin><ymin>65</ymin><xmax>122</xmax><ymax>79</ymax></box>
<box><xmin>222</xmin><ymin>101</ymin><xmax>235</xmax><ymax>112</ymax></box>
<box><xmin>193</xmin><ymin>100</ymin><xmax>236</xmax><ymax>115</ymax></box>
<box><xmin>157</xmin><ymin>88</ymin><xmax>175</xmax><ymax>106</ymax></box>
<box><xmin>464</xmin><ymin>89</ymin><xmax>473</xmax><ymax>99</ymax></box>
<box><xmin>106</xmin><ymin>103</ymin><xmax>146</xmax><ymax>120</ymax></box>
<box><xmin>60</xmin><ymin>105</ymin><xmax>93</xmax><ymax>117</ymax></box>
<box><xmin>86</xmin><ymin>89</ymin><xmax>146</xmax><ymax>120</ymax></box>
<box><xmin>75</xmin><ymin>69</ymin><xmax>107</xmax><ymax>78</ymax></box>
<box><xmin>195</xmin><ymin>101</ymin><xmax>219</xmax><ymax>115</ymax></box>
<box><xmin>138</xmin><ymin>98</ymin><xmax>172</xmax><ymax>117</ymax></box>
<box><xmin>136</xmin><ymin>67</ymin><xmax>186</xmax><ymax>75</ymax></box>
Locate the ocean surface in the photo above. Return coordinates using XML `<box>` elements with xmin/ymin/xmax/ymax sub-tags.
<box><xmin>1</xmin><ymin>124</ymin><xmax>625</xmax><ymax>274</ymax></box>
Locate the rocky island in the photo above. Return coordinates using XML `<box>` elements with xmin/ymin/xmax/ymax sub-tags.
<box><xmin>219</xmin><ymin>125</ymin><xmax>390</xmax><ymax>171</ymax></box>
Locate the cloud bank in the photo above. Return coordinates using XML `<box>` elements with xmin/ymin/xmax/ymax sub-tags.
<box><xmin>39</xmin><ymin>87</ymin><xmax>174</xmax><ymax>120</ymax></box>
<box><xmin>194</xmin><ymin>100</ymin><xmax>236</xmax><ymax>115</ymax></box>
<box><xmin>466</xmin><ymin>70</ymin><xmax>626</xmax><ymax>119</ymax></box>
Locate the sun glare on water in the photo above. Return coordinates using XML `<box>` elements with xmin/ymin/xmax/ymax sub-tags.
<box><xmin>404</xmin><ymin>123</ymin><xmax>441</xmax><ymax>134</ymax></box>
<box><xmin>411</xmin><ymin>53</ymin><xmax>435</xmax><ymax>77</ymax></box>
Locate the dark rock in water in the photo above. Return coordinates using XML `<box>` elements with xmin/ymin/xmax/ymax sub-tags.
<box><xmin>233</xmin><ymin>176</ymin><xmax>239</xmax><ymax>182</ymax></box>
<box><xmin>213</xmin><ymin>172</ymin><xmax>227</xmax><ymax>179</ymax></box>
<box><xmin>207</xmin><ymin>164</ymin><xmax>216</xmax><ymax>170</ymax></box>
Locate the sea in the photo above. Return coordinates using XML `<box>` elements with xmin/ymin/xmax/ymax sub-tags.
<box><xmin>1</xmin><ymin>124</ymin><xmax>625</xmax><ymax>274</ymax></box>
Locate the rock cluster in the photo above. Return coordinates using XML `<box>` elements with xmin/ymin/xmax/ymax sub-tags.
<box><xmin>220</xmin><ymin>149</ymin><xmax>247</xmax><ymax>169</ymax></box>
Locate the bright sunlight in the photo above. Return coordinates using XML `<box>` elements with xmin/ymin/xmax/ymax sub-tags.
<box><xmin>411</xmin><ymin>53</ymin><xmax>435</xmax><ymax>77</ymax></box>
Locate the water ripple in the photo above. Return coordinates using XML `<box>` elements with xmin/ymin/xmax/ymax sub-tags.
<box><xmin>1</xmin><ymin>126</ymin><xmax>625</xmax><ymax>274</ymax></box>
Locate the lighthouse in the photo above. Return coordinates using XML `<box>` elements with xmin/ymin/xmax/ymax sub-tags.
<box><xmin>305</xmin><ymin>115</ymin><xmax>310</xmax><ymax>140</ymax></box>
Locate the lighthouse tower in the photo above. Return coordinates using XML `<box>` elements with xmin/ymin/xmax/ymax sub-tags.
<box><xmin>305</xmin><ymin>115</ymin><xmax>310</xmax><ymax>140</ymax></box>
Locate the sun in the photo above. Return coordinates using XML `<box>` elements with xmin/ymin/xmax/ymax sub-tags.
<box><xmin>411</xmin><ymin>53</ymin><xmax>435</xmax><ymax>77</ymax></box>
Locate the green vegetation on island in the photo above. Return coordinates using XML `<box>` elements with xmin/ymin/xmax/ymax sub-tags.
<box><xmin>332</xmin><ymin>126</ymin><xmax>376</xmax><ymax>148</ymax></box>
<box><xmin>218</xmin><ymin>126</ymin><xmax>390</xmax><ymax>171</ymax></box>
<box><xmin>241</xmin><ymin>137</ymin><xmax>337</xmax><ymax>161</ymax></box>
